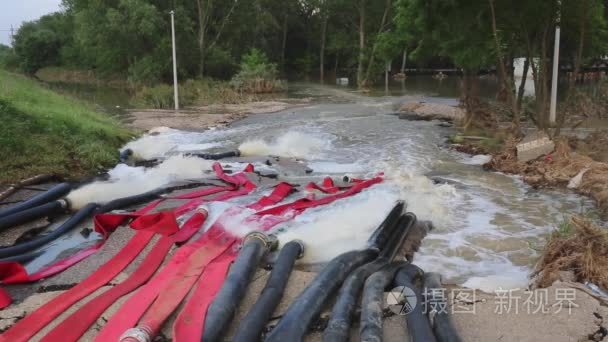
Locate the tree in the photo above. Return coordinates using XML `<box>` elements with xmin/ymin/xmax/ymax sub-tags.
<box><xmin>13</xmin><ymin>22</ymin><xmax>61</xmax><ymax>74</ymax></box>
<box><xmin>395</xmin><ymin>0</ymin><xmax>495</xmax><ymax>129</ymax></box>
<box><xmin>195</xmin><ymin>0</ymin><xmax>239</xmax><ymax>77</ymax></box>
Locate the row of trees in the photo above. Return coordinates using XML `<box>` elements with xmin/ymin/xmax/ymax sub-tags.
<box><xmin>2</xmin><ymin>0</ymin><xmax>408</xmax><ymax>85</ymax></box>
<box><xmin>393</xmin><ymin>0</ymin><xmax>608</xmax><ymax>129</ymax></box>
<box><xmin>2</xmin><ymin>0</ymin><xmax>607</xmax><ymax>116</ymax></box>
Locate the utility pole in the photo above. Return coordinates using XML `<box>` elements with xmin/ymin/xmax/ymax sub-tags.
<box><xmin>549</xmin><ymin>0</ymin><xmax>562</xmax><ymax>125</ymax></box>
<box><xmin>10</xmin><ymin>25</ymin><xmax>14</xmax><ymax>45</ymax></box>
<box><xmin>170</xmin><ymin>10</ymin><xmax>179</xmax><ymax>111</ymax></box>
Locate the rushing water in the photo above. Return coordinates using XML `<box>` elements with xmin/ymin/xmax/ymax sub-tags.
<box><xmin>86</xmin><ymin>82</ymin><xmax>590</xmax><ymax>292</ymax></box>
<box><xmin>31</xmin><ymin>80</ymin><xmax>595</xmax><ymax>292</ymax></box>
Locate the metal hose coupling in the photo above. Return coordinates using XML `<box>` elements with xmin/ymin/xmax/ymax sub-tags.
<box><xmin>119</xmin><ymin>148</ymin><xmax>134</xmax><ymax>163</ymax></box>
<box><xmin>58</xmin><ymin>198</ymin><xmax>71</xmax><ymax>211</ymax></box>
<box><xmin>292</xmin><ymin>239</ymin><xmax>306</xmax><ymax>259</ymax></box>
<box><xmin>119</xmin><ymin>326</ymin><xmax>153</xmax><ymax>342</ymax></box>
<box><xmin>243</xmin><ymin>231</ymin><xmax>278</xmax><ymax>253</ymax></box>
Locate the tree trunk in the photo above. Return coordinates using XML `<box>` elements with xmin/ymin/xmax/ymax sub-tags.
<box><xmin>539</xmin><ymin>25</ymin><xmax>550</xmax><ymax>128</ymax></box>
<box><xmin>357</xmin><ymin>0</ymin><xmax>366</xmax><ymax>88</ymax></box>
<box><xmin>489</xmin><ymin>0</ymin><xmax>518</xmax><ymax>128</ymax></box>
<box><xmin>516</xmin><ymin>57</ymin><xmax>530</xmax><ymax>113</ymax></box>
<box><xmin>334</xmin><ymin>52</ymin><xmax>339</xmax><ymax>79</ymax></box>
<box><xmin>572</xmin><ymin>0</ymin><xmax>587</xmax><ymax>86</ymax></box>
<box><xmin>363</xmin><ymin>0</ymin><xmax>391</xmax><ymax>85</ymax></box>
<box><xmin>320</xmin><ymin>14</ymin><xmax>328</xmax><ymax>83</ymax></box>
<box><xmin>401</xmin><ymin>49</ymin><xmax>407</xmax><ymax>73</ymax></box>
<box><xmin>462</xmin><ymin>69</ymin><xmax>480</xmax><ymax>131</ymax></box>
<box><xmin>385</xmin><ymin>61</ymin><xmax>390</xmax><ymax>93</ymax></box>
<box><xmin>196</xmin><ymin>0</ymin><xmax>207</xmax><ymax>78</ymax></box>
<box><xmin>280</xmin><ymin>13</ymin><xmax>288</xmax><ymax>73</ymax></box>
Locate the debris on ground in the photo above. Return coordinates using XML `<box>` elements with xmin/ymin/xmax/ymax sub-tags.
<box><xmin>532</xmin><ymin>215</ymin><xmax>608</xmax><ymax>291</ymax></box>
<box><xmin>569</xmin><ymin>129</ymin><xmax>608</xmax><ymax>163</ymax></box>
<box><xmin>485</xmin><ymin>138</ymin><xmax>608</xmax><ymax>216</ymax></box>
<box><xmin>516</xmin><ymin>131</ymin><xmax>555</xmax><ymax>162</ymax></box>
<box><xmin>399</xmin><ymin>102</ymin><xmax>465</xmax><ymax>122</ymax></box>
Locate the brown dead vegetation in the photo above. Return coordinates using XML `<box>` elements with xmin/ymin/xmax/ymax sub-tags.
<box><xmin>568</xmin><ymin>130</ymin><xmax>608</xmax><ymax>163</ymax></box>
<box><xmin>535</xmin><ymin>215</ymin><xmax>608</xmax><ymax>290</ymax></box>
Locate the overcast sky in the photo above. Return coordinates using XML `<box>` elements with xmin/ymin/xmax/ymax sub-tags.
<box><xmin>0</xmin><ymin>0</ymin><xmax>62</xmax><ymax>46</ymax></box>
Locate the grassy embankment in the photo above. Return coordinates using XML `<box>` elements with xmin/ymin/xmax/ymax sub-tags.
<box><xmin>0</xmin><ymin>69</ymin><xmax>131</xmax><ymax>183</ymax></box>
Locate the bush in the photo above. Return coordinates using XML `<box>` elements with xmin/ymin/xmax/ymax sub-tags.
<box><xmin>133</xmin><ymin>79</ymin><xmax>253</xmax><ymax>109</ymax></box>
<box><xmin>134</xmin><ymin>84</ymin><xmax>183</xmax><ymax>109</ymax></box>
<box><xmin>230</xmin><ymin>48</ymin><xmax>286</xmax><ymax>93</ymax></box>
<box><xmin>0</xmin><ymin>44</ymin><xmax>18</xmax><ymax>69</ymax></box>
<box><xmin>127</xmin><ymin>56</ymin><xmax>163</xmax><ymax>85</ymax></box>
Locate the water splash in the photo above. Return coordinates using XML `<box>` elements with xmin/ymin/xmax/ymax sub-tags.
<box><xmin>238</xmin><ymin>131</ymin><xmax>329</xmax><ymax>159</ymax></box>
<box><xmin>67</xmin><ymin>155</ymin><xmax>214</xmax><ymax>209</ymax></box>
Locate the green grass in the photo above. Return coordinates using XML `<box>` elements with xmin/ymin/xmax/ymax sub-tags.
<box><xmin>133</xmin><ymin>79</ymin><xmax>258</xmax><ymax>109</ymax></box>
<box><xmin>0</xmin><ymin>70</ymin><xmax>131</xmax><ymax>182</ymax></box>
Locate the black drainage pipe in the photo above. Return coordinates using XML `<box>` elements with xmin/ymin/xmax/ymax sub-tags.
<box><xmin>0</xmin><ymin>203</ymin><xmax>98</xmax><ymax>259</ymax></box>
<box><xmin>0</xmin><ymin>249</ymin><xmax>44</xmax><ymax>263</ymax></box>
<box><xmin>0</xmin><ymin>183</ymin><xmax>72</xmax><ymax>219</ymax></box>
<box><xmin>360</xmin><ymin>262</ymin><xmax>408</xmax><ymax>342</ymax></box>
<box><xmin>379</xmin><ymin>213</ymin><xmax>417</xmax><ymax>261</ymax></box>
<box><xmin>266</xmin><ymin>203</ymin><xmax>408</xmax><ymax>342</ymax></box>
<box><xmin>367</xmin><ymin>201</ymin><xmax>405</xmax><ymax>251</ymax></box>
<box><xmin>265</xmin><ymin>248</ymin><xmax>379</xmax><ymax>342</ymax></box>
<box><xmin>202</xmin><ymin>232</ymin><xmax>276</xmax><ymax>342</ymax></box>
<box><xmin>190</xmin><ymin>150</ymin><xmax>241</xmax><ymax>160</ymax></box>
<box><xmin>394</xmin><ymin>264</ymin><xmax>436</xmax><ymax>342</ymax></box>
<box><xmin>233</xmin><ymin>240</ymin><xmax>305</xmax><ymax>342</ymax></box>
<box><xmin>0</xmin><ymin>200</ymin><xmax>69</xmax><ymax>232</ymax></box>
<box><xmin>424</xmin><ymin>273</ymin><xmax>462</xmax><ymax>342</ymax></box>
<box><xmin>323</xmin><ymin>212</ymin><xmax>416</xmax><ymax>342</ymax></box>
<box><xmin>119</xmin><ymin>148</ymin><xmax>133</xmax><ymax>163</ymax></box>
<box><xmin>1</xmin><ymin>181</ymin><xmax>220</xmax><ymax>232</ymax></box>
<box><xmin>96</xmin><ymin>188</ymin><xmax>166</xmax><ymax>214</ymax></box>
<box><xmin>323</xmin><ymin>259</ymin><xmax>388</xmax><ymax>342</ymax></box>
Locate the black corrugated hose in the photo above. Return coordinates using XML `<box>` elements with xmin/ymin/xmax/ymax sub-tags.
<box><xmin>394</xmin><ymin>264</ymin><xmax>437</xmax><ymax>342</ymax></box>
<box><xmin>359</xmin><ymin>262</ymin><xmax>409</xmax><ymax>342</ymax></box>
<box><xmin>0</xmin><ymin>203</ymin><xmax>98</xmax><ymax>259</ymax></box>
<box><xmin>202</xmin><ymin>232</ymin><xmax>276</xmax><ymax>342</ymax></box>
<box><xmin>424</xmin><ymin>272</ymin><xmax>462</xmax><ymax>342</ymax></box>
<box><xmin>0</xmin><ymin>182</ymin><xmax>72</xmax><ymax>219</ymax></box>
<box><xmin>233</xmin><ymin>240</ymin><xmax>305</xmax><ymax>342</ymax></box>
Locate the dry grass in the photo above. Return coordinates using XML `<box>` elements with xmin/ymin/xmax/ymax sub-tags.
<box><xmin>536</xmin><ymin>215</ymin><xmax>608</xmax><ymax>289</ymax></box>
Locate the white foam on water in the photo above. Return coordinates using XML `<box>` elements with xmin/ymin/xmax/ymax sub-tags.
<box><xmin>461</xmin><ymin>154</ymin><xmax>493</xmax><ymax>165</ymax></box>
<box><xmin>174</xmin><ymin>143</ymin><xmax>223</xmax><ymax>152</ymax></box>
<box><xmin>308</xmin><ymin>161</ymin><xmax>366</xmax><ymax>174</ymax></box>
<box><xmin>121</xmin><ymin>134</ymin><xmax>177</xmax><ymax>160</ymax></box>
<box><xmin>215</xmin><ymin>207</ymin><xmax>261</xmax><ymax>237</ymax></box>
<box><xmin>382</xmin><ymin>167</ymin><xmax>460</xmax><ymax>229</ymax></box>
<box><xmin>238</xmin><ymin>131</ymin><xmax>329</xmax><ymax>159</ymax></box>
<box><xmin>462</xmin><ymin>271</ymin><xmax>530</xmax><ymax>293</ymax></box>
<box><xmin>67</xmin><ymin>155</ymin><xmax>214</xmax><ymax>209</ymax></box>
<box><xmin>70</xmin><ymin>92</ymin><xmax>594</xmax><ymax>290</ymax></box>
<box><xmin>120</xmin><ymin>126</ymin><xmax>244</xmax><ymax>160</ymax></box>
<box><xmin>274</xmin><ymin>186</ymin><xmax>399</xmax><ymax>263</ymax></box>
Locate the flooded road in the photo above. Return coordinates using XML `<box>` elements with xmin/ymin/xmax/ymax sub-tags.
<box><xmin>105</xmin><ymin>83</ymin><xmax>593</xmax><ymax>291</ymax></box>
